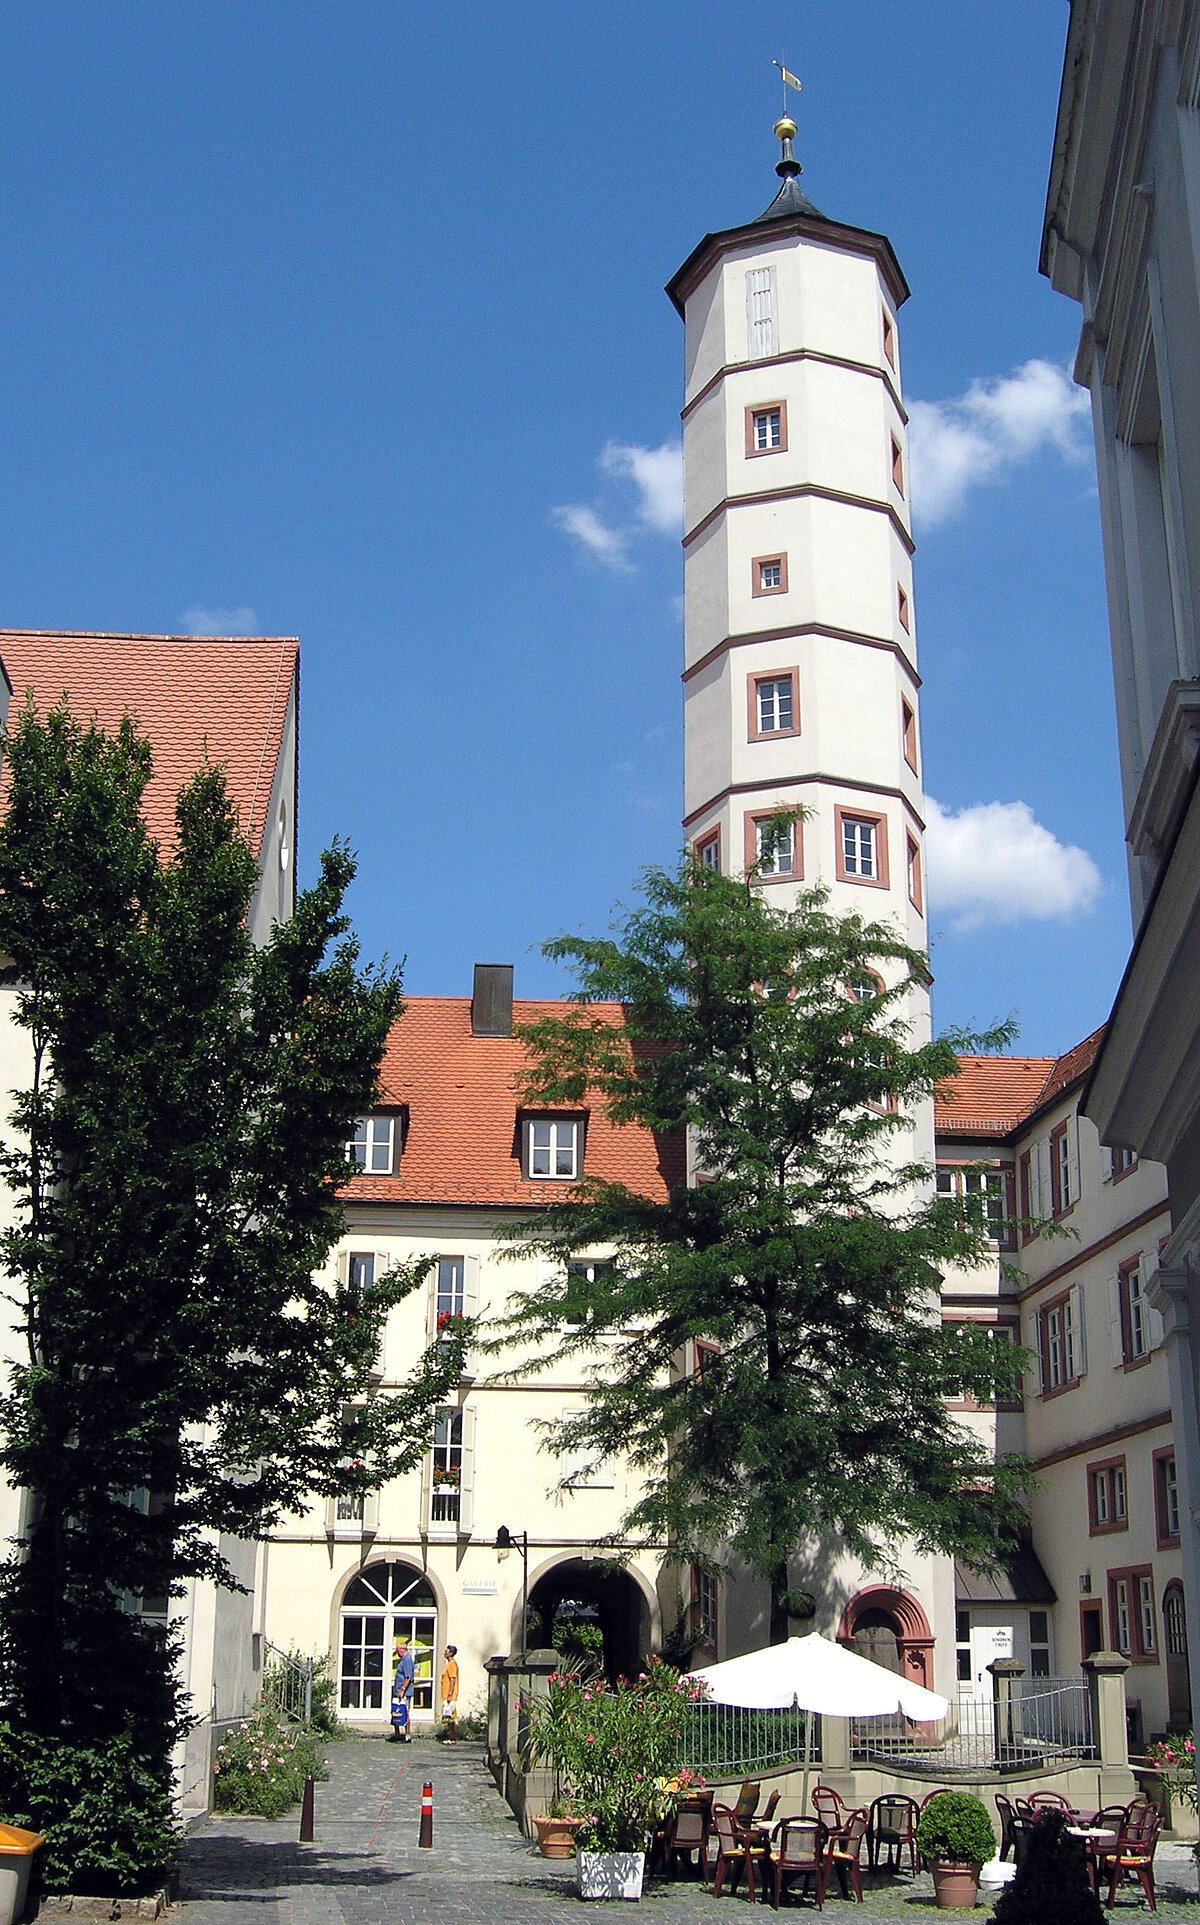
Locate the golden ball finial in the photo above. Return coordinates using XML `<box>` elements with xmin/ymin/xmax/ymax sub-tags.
<box><xmin>774</xmin><ymin>115</ymin><xmax>797</xmax><ymax>141</ymax></box>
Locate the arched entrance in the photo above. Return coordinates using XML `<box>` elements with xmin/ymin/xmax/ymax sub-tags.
<box><xmin>837</xmin><ymin>1586</ymin><xmax>934</xmax><ymax>1690</ymax></box>
<box><xmin>338</xmin><ymin>1560</ymin><xmax>438</xmax><ymax>1724</ymax></box>
<box><xmin>527</xmin><ymin>1559</ymin><xmax>650</xmax><ymax>1681</ymax></box>
<box><xmin>1163</xmin><ymin>1581</ymin><xmax>1192</xmax><ymax>1730</ymax></box>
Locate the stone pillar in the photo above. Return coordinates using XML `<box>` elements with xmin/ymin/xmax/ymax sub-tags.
<box><xmin>1083</xmin><ymin>1650</ymin><xmax>1133</xmax><ymax>1804</ymax></box>
<box><xmin>988</xmin><ymin>1656</ymin><xmax>1025</xmax><ymax>1761</ymax></box>
<box><xmin>821</xmin><ymin>1714</ymin><xmax>850</xmax><ymax>1771</ymax></box>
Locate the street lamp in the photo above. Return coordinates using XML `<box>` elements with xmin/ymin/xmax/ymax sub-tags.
<box><xmin>494</xmin><ymin>1525</ymin><xmax>529</xmax><ymax>1662</ymax></box>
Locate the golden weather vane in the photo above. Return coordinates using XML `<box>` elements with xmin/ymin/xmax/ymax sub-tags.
<box><xmin>772</xmin><ymin>57</ymin><xmax>802</xmax><ymax>121</ymax></box>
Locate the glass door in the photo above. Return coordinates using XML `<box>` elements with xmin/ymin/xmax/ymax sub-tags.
<box><xmin>339</xmin><ymin>1561</ymin><xmax>438</xmax><ymax>1724</ymax></box>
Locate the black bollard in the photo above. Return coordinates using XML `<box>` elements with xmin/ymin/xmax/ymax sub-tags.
<box><xmin>299</xmin><ymin>1774</ymin><xmax>315</xmax><ymax>1842</ymax></box>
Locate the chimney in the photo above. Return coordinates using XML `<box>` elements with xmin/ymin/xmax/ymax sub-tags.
<box><xmin>471</xmin><ymin>963</ymin><xmax>513</xmax><ymax>1038</ymax></box>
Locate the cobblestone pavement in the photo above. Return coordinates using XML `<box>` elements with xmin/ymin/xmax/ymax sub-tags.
<box><xmin>177</xmin><ymin>1736</ymin><xmax>1200</xmax><ymax>1923</ymax></box>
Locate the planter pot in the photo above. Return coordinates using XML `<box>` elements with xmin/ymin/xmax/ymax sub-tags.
<box><xmin>533</xmin><ymin>1815</ymin><xmax>585</xmax><ymax>1859</ymax></box>
<box><xmin>578</xmin><ymin>1850</ymin><xmax>645</xmax><ymax>1901</ymax></box>
<box><xmin>929</xmin><ymin>1860</ymin><xmax>982</xmax><ymax>1909</ymax></box>
<box><xmin>0</xmin><ymin>1825</ymin><xmax>42</xmax><ymax>1925</ymax></box>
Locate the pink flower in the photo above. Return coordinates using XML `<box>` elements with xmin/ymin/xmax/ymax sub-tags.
<box><xmin>585</xmin><ymin>1734</ymin><xmax>596</xmax><ymax>1744</ymax></box>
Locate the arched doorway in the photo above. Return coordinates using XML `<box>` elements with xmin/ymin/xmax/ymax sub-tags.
<box><xmin>338</xmin><ymin>1560</ymin><xmax>438</xmax><ymax>1724</ymax></box>
<box><xmin>527</xmin><ymin>1559</ymin><xmax>650</xmax><ymax>1681</ymax></box>
<box><xmin>1163</xmin><ymin>1581</ymin><xmax>1192</xmax><ymax>1730</ymax></box>
<box><xmin>837</xmin><ymin>1586</ymin><xmax>934</xmax><ymax>1690</ymax></box>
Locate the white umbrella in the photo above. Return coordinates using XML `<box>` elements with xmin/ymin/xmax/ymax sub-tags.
<box><xmin>688</xmin><ymin>1632</ymin><xmax>948</xmax><ymax>1805</ymax></box>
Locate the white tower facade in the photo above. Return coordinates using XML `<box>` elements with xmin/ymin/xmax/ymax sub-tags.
<box><xmin>668</xmin><ymin>132</ymin><xmax>949</xmax><ymax>1683</ymax></box>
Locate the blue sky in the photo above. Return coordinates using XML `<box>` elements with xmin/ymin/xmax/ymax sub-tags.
<box><xmin>0</xmin><ymin>3</ymin><xmax>1125</xmax><ymax>1057</ymax></box>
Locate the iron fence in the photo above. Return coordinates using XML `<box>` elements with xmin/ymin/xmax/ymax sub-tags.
<box><xmin>678</xmin><ymin>1702</ymin><xmax>817</xmax><ymax>1778</ymax></box>
<box><xmin>852</xmin><ymin>1676</ymin><xmax>1095</xmax><ymax>1774</ymax></box>
<box><xmin>264</xmin><ymin>1641</ymin><xmax>314</xmax><ymax>1725</ymax></box>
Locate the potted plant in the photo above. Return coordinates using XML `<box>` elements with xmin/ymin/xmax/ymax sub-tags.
<box><xmin>523</xmin><ymin>1663</ymin><xmax>705</xmax><ymax>1897</ymax></box>
<box><xmin>915</xmin><ymin>1790</ymin><xmax>996</xmax><ymax>1910</ymax></box>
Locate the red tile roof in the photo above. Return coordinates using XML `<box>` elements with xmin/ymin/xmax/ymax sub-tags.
<box><xmin>936</xmin><ymin>1027</ymin><xmax>1107</xmax><ymax>1138</ymax></box>
<box><xmin>0</xmin><ymin>631</ymin><xmax>297</xmax><ymax>859</ymax></box>
<box><xmin>346</xmin><ymin>997</ymin><xmax>684</xmax><ymax>1207</ymax></box>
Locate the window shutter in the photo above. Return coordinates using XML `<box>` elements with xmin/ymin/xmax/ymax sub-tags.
<box><xmin>336</xmin><ymin>1249</ymin><xmax>350</xmax><ymax>1290</ymax></box>
<box><xmin>420</xmin><ymin>1435</ymin><xmax>433</xmax><ymax>1532</ymax></box>
<box><xmin>559</xmin><ymin>1407</ymin><xmax>586</xmax><ymax>1491</ymax></box>
<box><xmin>1144</xmin><ymin>1252</ymin><xmax>1166</xmax><ymax>1349</ymax></box>
<box><xmin>1070</xmin><ymin>1283</ymin><xmax>1087</xmax><ymax>1376</ymax></box>
<box><xmin>362</xmin><ymin>1488</ymin><xmax>380</xmax><ymax>1534</ymax></box>
<box><xmin>1033</xmin><ymin>1311</ymin><xmax>1046</xmax><ymax>1394</ymax></box>
<box><xmin>462</xmin><ymin>1253</ymin><xmax>480</xmax><ymax>1318</ymax></box>
<box><xmin>1102</xmin><ymin>1144</ymin><xmax>1114</xmax><ymax>1181</ymax></box>
<box><xmin>457</xmin><ymin>1405</ymin><xmax>476</xmax><ymax>1534</ymax></box>
<box><xmin>372</xmin><ymin>1254</ymin><xmax>388</xmax><ymax>1377</ymax></box>
<box><xmin>1108</xmin><ymin>1274</ymin><xmax>1126</xmax><ymax>1366</ymax></box>
<box><xmin>537</xmin><ymin>1256</ymin><xmax>565</xmax><ymax>1293</ymax></box>
<box><xmin>746</xmin><ymin>266</ymin><xmax>777</xmax><ymax>359</ymax></box>
<box><xmin>1036</xmin><ymin>1138</ymin><xmax>1052</xmax><ymax>1217</ymax></box>
<box><xmin>1066</xmin><ymin>1118</ymin><xmax>1081</xmax><ymax>1206</ymax></box>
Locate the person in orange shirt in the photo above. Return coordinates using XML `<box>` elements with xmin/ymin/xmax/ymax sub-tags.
<box><xmin>439</xmin><ymin>1644</ymin><xmax>459</xmax><ymax>1743</ymax></box>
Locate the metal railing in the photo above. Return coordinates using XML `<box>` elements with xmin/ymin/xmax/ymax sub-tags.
<box><xmin>679</xmin><ymin>1702</ymin><xmax>817</xmax><ymax>1778</ymax></box>
<box><xmin>264</xmin><ymin>1641</ymin><xmax>314</xmax><ymax>1726</ymax></box>
<box><xmin>852</xmin><ymin>1677</ymin><xmax>1095</xmax><ymax>1774</ymax></box>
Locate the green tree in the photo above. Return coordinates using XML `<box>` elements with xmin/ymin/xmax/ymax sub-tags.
<box><xmin>0</xmin><ymin>704</ymin><xmax>465</xmax><ymax>1864</ymax></box>
<box><xmin>498</xmin><ymin>847</ymin><xmax>1030</xmax><ymax>1644</ymax></box>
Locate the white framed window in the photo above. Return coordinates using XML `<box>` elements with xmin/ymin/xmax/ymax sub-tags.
<box><xmin>1139</xmin><ymin>1574</ymin><xmax>1157</xmax><ymax>1654</ymax></box>
<box><xmin>1039</xmin><ymin>1289</ymin><xmax>1083</xmax><ymax>1391</ymax></box>
<box><xmin>696</xmin><ymin>831</ymin><xmax>720</xmax><ymax>870</ymax></box>
<box><xmin>756</xmin><ymin>676</ymin><xmax>794</xmax><ymax>733</ymax></box>
<box><xmin>526</xmin><ymin>1118</ymin><xmax>580</xmax><ymax>1179</ymax></box>
<box><xmin>1112</xmin><ymin>1576</ymin><xmax>1131</xmax><ymax>1654</ymax></box>
<box><xmin>753</xmin><ymin>408</ymin><xmax>781</xmax><ymax>450</ymax></box>
<box><xmin>424</xmin><ymin>1405</ymin><xmax>478</xmax><ymax>1535</ymax></box>
<box><xmin>564</xmin><ymin>1258</ymin><xmax>615</xmax><ymax>1327</ymax></box>
<box><xmin>759</xmin><ymin>559</ymin><xmax>782</xmax><ymax>591</ymax></box>
<box><xmin>560</xmin><ymin>1407</ymin><xmax>615</xmax><ymax>1489</ymax></box>
<box><xmin>347</xmin><ymin>1115</ymin><xmax>395</xmax><ymax>1174</ymax></box>
<box><xmin>431</xmin><ymin>1253</ymin><xmax>479</xmax><ymax>1339</ymax></box>
<box><xmin>841</xmin><ymin>815</ymin><xmax>877</xmax><ymax>879</ymax></box>
<box><xmin>746</xmin><ymin>266</ymin><xmax>777</xmax><ymax>360</ymax></box>
<box><xmin>755</xmin><ymin>815</ymin><xmax>795</xmax><ymax>877</ymax></box>
<box><xmin>1029</xmin><ymin>1609</ymin><xmax>1051</xmax><ymax>1678</ymax></box>
<box><xmin>347</xmin><ymin>1252</ymin><xmax>376</xmax><ymax>1293</ymax></box>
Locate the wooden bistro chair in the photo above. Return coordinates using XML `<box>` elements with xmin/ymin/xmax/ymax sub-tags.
<box><xmin>733</xmin><ymin>1781</ymin><xmax>763</xmax><ymax>1828</ymax></box>
<box><xmin>711</xmin><ymin>1803</ymin><xmax>771</xmax><ymax>1901</ymax></box>
<box><xmin>766</xmin><ymin>1819</ymin><xmax>826</xmax><ymax>1910</ymax></box>
<box><xmin>664</xmin><ymin>1796</ymin><xmax>711</xmax><ymax>1882</ymax></box>
<box><xmin>1100</xmin><ymin>1799</ymin><xmax>1161</xmax><ymax>1913</ymax></box>
<box><xmin>1028</xmin><ymin>1789</ymin><xmax>1075</xmax><ymax>1816</ymax></box>
<box><xmin>868</xmin><ymin>1793</ymin><xmax>919</xmax><ymax>1874</ymax></box>
<box><xmin>811</xmin><ymin>1784</ymin><xmax>847</xmax><ymax>1832</ymax></box>
<box><xmin>823</xmin><ymin>1806</ymin><xmax>870</xmax><ymax>1904</ymax></box>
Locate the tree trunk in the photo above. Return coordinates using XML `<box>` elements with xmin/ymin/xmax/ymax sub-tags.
<box><xmin>768</xmin><ymin>1556</ymin><xmax>790</xmax><ymax>1645</ymax></box>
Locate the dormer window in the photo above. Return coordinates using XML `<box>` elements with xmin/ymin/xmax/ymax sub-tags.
<box><xmin>522</xmin><ymin>1116</ymin><xmax>583</xmax><ymax>1180</ymax></box>
<box><xmin>346</xmin><ymin>1113</ymin><xmax>401</xmax><ymax>1174</ymax></box>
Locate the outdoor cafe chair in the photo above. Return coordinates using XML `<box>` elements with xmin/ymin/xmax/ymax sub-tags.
<box><xmin>733</xmin><ymin>1780</ymin><xmax>763</xmax><ymax>1827</ymax></box>
<box><xmin>811</xmin><ymin>1783</ymin><xmax>847</xmax><ymax>1831</ymax></box>
<box><xmin>760</xmin><ymin>1791</ymin><xmax>781</xmax><ymax>1824</ymax></box>
<box><xmin>994</xmin><ymin>1793</ymin><xmax>1017</xmax><ymax>1862</ymax></box>
<box><xmin>711</xmin><ymin>1802</ymin><xmax>770</xmax><ymax>1901</ymax></box>
<box><xmin>867</xmin><ymin>1793</ymin><xmax>919</xmax><ymax>1874</ymax></box>
<box><xmin>1028</xmin><ymin>1788</ymin><xmax>1075</xmax><ymax>1815</ymax></box>
<box><xmin>823</xmin><ymin>1806</ymin><xmax>869</xmax><ymax>1903</ymax></box>
<box><xmin>765</xmin><ymin>1818</ymin><xmax>826</xmax><ymax>1910</ymax></box>
<box><xmin>1099</xmin><ymin>1799</ymin><xmax>1161</xmax><ymax>1912</ymax></box>
<box><xmin>664</xmin><ymin>1798</ymin><xmax>711</xmax><ymax>1882</ymax></box>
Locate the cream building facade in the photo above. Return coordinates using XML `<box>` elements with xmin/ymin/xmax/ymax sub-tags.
<box><xmin>1042</xmin><ymin>0</ymin><xmax>1200</xmax><ymax>1733</ymax></box>
<box><xmin>261</xmin><ymin>968</ymin><xmax>685</xmax><ymax>1730</ymax></box>
<box><xmin>938</xmin><ymin>1034</ymin><xmax>1186</xmax><ymax>1741</ymax></box>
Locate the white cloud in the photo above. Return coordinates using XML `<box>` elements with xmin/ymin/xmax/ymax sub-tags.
<box><xmin>551</xmin><ymin>439</ymin><xmax>682</xmax><ymax>570</ymax></box>
<box><xmin>599</xmin><ymin>440</ymin><xmax>684</xmax><ymax>534</ymax></box>
<box><xmin>182</xmin><ymin>604</ymin><xmax>261</xmax><ymax>636</ymax></box>
<box><xmin>548</xmin><ymin>505</ymin><xmax>632</xmax><ymax>572</ymax></box>
<box><xmin>908</xmin><ymin>359</ymin><xmax>1092</xmax><ymax>527</ymax></box>
<box><xmin>925</xmin><ymin>796</ymin><xmax>1102</xmax><ymax>934</ymax></box>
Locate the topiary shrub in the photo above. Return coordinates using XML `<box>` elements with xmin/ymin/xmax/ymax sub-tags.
<box><xmin>994</xmin><ymin>1809</ymin><xmax>1105</xmax><ymax>1924</ymax></box>
<box><xmin>0</xmin><ymin>1723</ymin><xmax>179</xmax><ymax>1895</ymax></box>
<box><xmin>914</xmin><ymin>1790</ymin><xmax>996</xmax><ymax>1865</ymax></box>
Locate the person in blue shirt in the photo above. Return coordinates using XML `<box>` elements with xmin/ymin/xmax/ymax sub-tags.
<box><xmin>391</xmin><ymin>1639</ymin><xmax>416</xmax><ymax>1742</ymax></box>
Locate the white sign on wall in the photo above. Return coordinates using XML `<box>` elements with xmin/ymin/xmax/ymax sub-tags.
<box><xmin>462</xmin><ymin>1579</ymin><xmax>498</xmax><ymax>1596</ymax></box>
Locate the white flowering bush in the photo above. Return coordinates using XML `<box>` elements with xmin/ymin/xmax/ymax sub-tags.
<box><xmin>213</xmin><ymin>1707</ymin><xmax>326</xmax><ymax>1818</ymax></box>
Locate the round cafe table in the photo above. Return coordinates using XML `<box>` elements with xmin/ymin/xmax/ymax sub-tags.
<box><xmin>1065</xmin><ymin>1825</ymin><xmax>1116</xmax><ymax>1893</ymax></box>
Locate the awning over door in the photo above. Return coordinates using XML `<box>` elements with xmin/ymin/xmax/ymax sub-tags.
<box><xmin>954</xmin><ymin>1544</ymin><xmax>1056</xmax><ymax>1607</ymax></box>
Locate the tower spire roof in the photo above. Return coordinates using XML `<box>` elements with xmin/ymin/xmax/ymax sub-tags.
<box><xmin>753</xmin><ymin>113</ymin><xmax>825</xmax><ymax>224</ymax></box>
